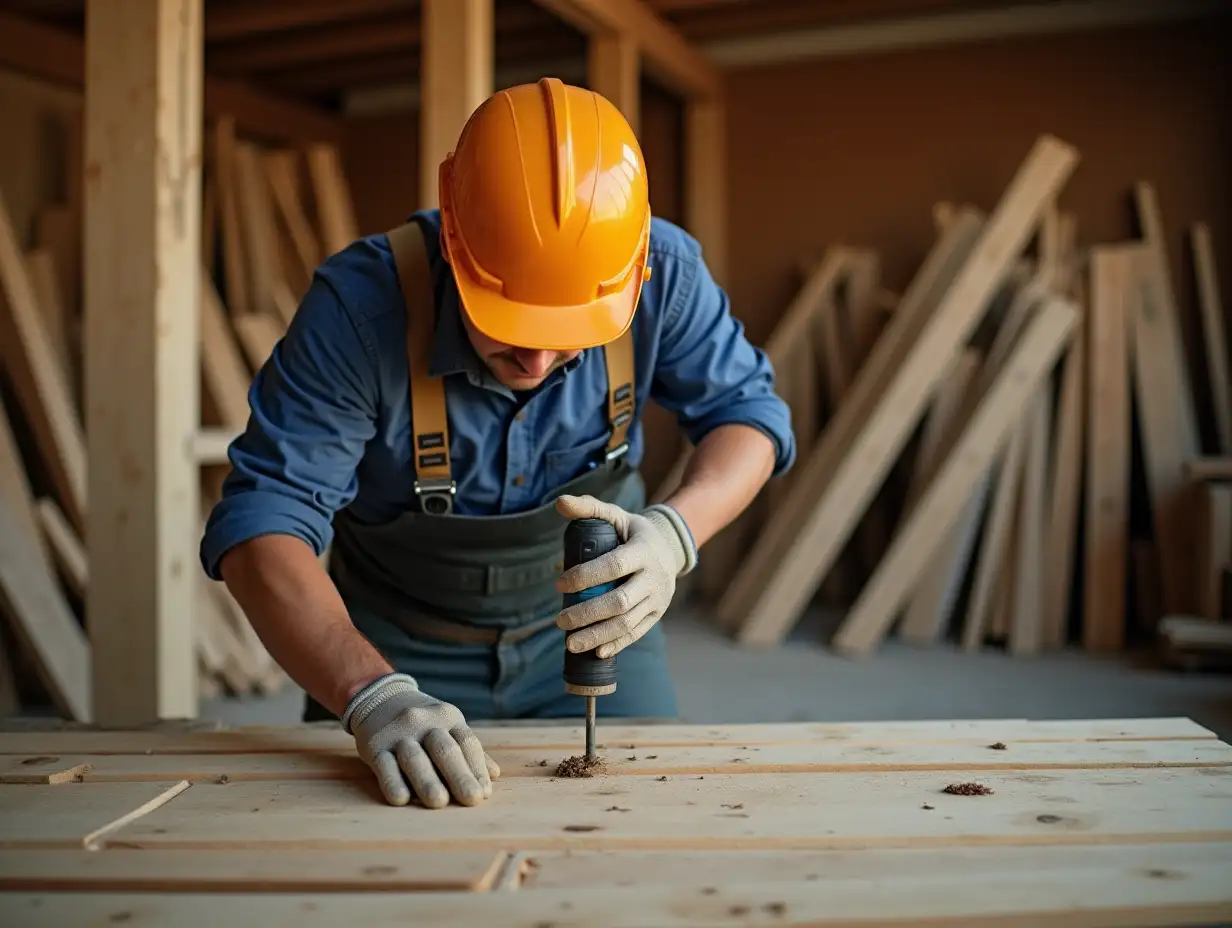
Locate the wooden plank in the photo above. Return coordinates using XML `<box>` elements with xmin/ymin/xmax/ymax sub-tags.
<box><xmin>232</xmin><ymin>312</ymin><xmax>285</xmax><ymax>371</ymax></box>
<box><xmin>5</xmin><ymin>737</ymin><xmax>1225</xmax><ymax>785</ymax></box>
<box><xmin>832</xmin><ymin>295</ymin><xmax>1078</xmax><ymax>655</ymax></box>
<box><xmin>306</xmin><ymin>145</ymin><xmax>360</xmax><ymax>257</ymax></box>
<box><xmin>1200</xmin><ymin>484</ymin><xmax>1232</xmax><ymax>620</ymax></box>
<box><xmin>1185</xmin><ymin>457</ymin><xmax>1232</xmax><ymax>482</ymax></box>
<box><xmin>0</xmin><ymin>718</ymin><xmax>1215</xmax><ymax>755</ymax></box>
<box><xmin>1085</xmin><ymin>245</ymin><xmax>1134</xmax><ymax>651</ymax></box>
<box><xmin>263</xmin><ymin>150</ymin><xmax>321</xmax><ymax>291</ymax></box>
<box><xmin>83</xmin><ymin>0</ymin><xmax>201</xmax><ymax>724</ymax></box>
<box><xmin>35</xmin><ymin>497</ymin><xmax>86</xmax><ymax>600</ymax></box>
<box><xmin>589</xmin><ymin>30</ymin><xmax>639</xmax><ymax>132</ymax></box>
<box><xmin>4</xmin><ymin>865</ymin><xmax>1231</xmax><ymax>928</ymax></box>
<box><xmin>0</xmin><ymin>189</ymin><xmax>88</xmax><ymax>536</ymax></box>
<box><xmin>0</xmin><ymin>848</ymin><xmax>506</xmax><ymax>893</ymax></box>
<box><xmin>0</xmin><ymin>401</ymin><xmax>51</xmax><ymax>569</ymax></box>
<box><xmin>0</xmin><ymin>495</ymin><xmax>91</xmax><ymax>721</ymax></box>
<box><xmin>729</xmin><ymin>136</ymin><xmax>1078</xmax><ymax>647</ymax></box>
<box><xmin>531</xmin><ymin>0</ymin><xmax>721</xmax><ymax>99</ymax></box>
<box><xmin>0</xmin><ymin>781</ymin><xmax>189</xmax><ymax>849</ymax></box>
<box><xmin>1131</xmin><ymin>184</ymin><xmax>1200</xmax><ymax>616</ymax></box>
<box><xmin>961</xmin><ymin>421</ymin><xmax>1028</xmax><ymax>651</ymax></box>
<box><xmin>211</xmin><ymin>117</ymin><xmax>250</xmax><ymax>316</ymax></box>
<box><xmin>231</xmin><ymin>141</ymin><xmax>282</xmax><ymax>322</ymax></box>
<box><xmin>23</xmin><ymin>249</ymin><xmax>73</xmax><ymax>392</ymax></box>
<box><xmin>419</xmin><ymin>0</ymin><xmax>492</xmax><ymax>211</ymax></box>
<box><xmin>684</xmin><ymin>97</ymin><xmax>727</xmax><ymax>284</ymax></box>
<box><xmin>199</xmin><ymin>269</ymin><xmax>252</xmax><ymax>430</ymax></box>
<box><xmin>102</xmin><ymin>766</ymin><xmax>1232</xmax><ymax>851</ymax></box>
<box><xmin>1009</xmin><ymin>383</ymin><xmax>1051</xmax><ymax>654</ymax></box>
<box><xmin>1042</xmin><ymin>299</ymin><xmax>1086</xmax><ymax>649</ymax></box>
<box><xmin>1191</xmin><ymin>222</ymin><xmax>1231</xmax><ymax>454</ymax></box>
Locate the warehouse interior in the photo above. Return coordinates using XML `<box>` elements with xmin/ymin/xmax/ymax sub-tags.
<box><xmin>1</xmin><ymin>0</ymin><xmax>1231</xmax><ymax>742</ymax></box>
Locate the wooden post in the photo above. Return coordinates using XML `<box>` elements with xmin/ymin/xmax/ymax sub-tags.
<box><xmin>83</xmin><ymin>0</ymin><xmax>202</xmax><ymax>724</ymax></box>
<box><xmin>685</xmin><ymin>97</ymin><xmax>727</xmax><ymax>284</ymax></box>
<box><xmin>589</xmin><ymin>32</ymin><xmax>640</xmax><ymax>133</ymax></box>
<box><xmin>419</xmin><ymin>0</ymin><xmax>493</xmax><ymax>208</ymax></box>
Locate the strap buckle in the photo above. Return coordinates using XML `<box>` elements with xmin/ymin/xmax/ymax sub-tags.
<box><xmin>604</xmin><ymin>441</ymin><xmax>629</xmax><ymax>463</ymax></box>
<box><xmin>414</xmin><ymin>477</ymin><xmax>456</xmax><ymax>515</ymax></box>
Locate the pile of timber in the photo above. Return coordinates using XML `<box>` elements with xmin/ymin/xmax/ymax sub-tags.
<box><xmin>0</xmin><ymin>112</ymin><xmax>363</xmax><ymax>717</ymax></box>
<box><xmin>676</xmin><ymin>133</ymin><xmax>1230</xmax><ymax>660</ymax></box>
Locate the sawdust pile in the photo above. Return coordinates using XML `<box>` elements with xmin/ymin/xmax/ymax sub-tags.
<box><xmin>943</xmin><ymin>781</ymin><xmax>994</xmax><ymax>796</ymax></box>
<box><xmin>555</xmin><ymin>754</ymin><xmax>608</xmax><ymax>778</ymax></box>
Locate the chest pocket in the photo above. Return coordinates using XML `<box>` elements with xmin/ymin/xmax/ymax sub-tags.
<box><xmin>544</xmin><ymin>428</ymin><xmax>615</xmax><ymax>491</ymax></box>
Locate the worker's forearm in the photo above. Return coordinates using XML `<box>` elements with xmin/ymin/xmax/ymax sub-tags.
<box><xmin>217</xmin><ymin>534</ymin><xmax>393</xmax><ymax>718</ymax></box>
<box><xmin>663</xmin><ymin>423</ymin><xmax>776</xmax><ymax>549</ymax></box>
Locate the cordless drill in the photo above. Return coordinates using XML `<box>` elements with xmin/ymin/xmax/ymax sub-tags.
<box><xmin>562</xmin><ymin>518</ymin><xmax>621</xmax><ymax>761</ymax></box>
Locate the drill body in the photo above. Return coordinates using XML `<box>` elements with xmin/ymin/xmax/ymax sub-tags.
<box><xmin>562</xmin><ymin>518</ymin><xmax>620</xmax><ymax>698</ymax></box>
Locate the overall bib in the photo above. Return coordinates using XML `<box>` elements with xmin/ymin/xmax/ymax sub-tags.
<box><xmin>305</xmin><ymin>221</ymin><xmax>679</xmax><ymax>723</ymax></box>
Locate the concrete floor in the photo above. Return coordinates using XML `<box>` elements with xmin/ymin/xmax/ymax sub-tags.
<box><xmin>201</xmin><ymin>604</ymin><xmax>1232</xmax><ymax>741</ymax></box>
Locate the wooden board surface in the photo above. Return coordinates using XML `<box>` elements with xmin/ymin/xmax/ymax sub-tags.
<box><xmin>0</xmin><ymin>719</ymin><xmax>1229</xmax><ymax>926</ymax></box>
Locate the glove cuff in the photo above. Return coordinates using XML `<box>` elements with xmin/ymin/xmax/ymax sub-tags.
<box><xmin>642</xmin><ymin>503</ymin><xmax>699</xmax><ymax>576</ymax></box>
<box><xmin>341</xmin><ymin>672</ymin><xmax>420</xmax><ymax>735</ymax></box>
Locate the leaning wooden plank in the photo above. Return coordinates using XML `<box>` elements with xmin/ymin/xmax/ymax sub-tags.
<box><xmin>1085</xmin><ymin>246</ymin><xmax>1135</xmax><ymax>651</ymax></box>
<box><xmin>0</xmin><ymin>718</ymin><xmax>1215</xmax><ymax>756</ymax></box>
<box><xmin>1192</xmin><ymin>222</ymin><xmax>1231</xmax><ymax>454</ymax></box>
<box><xmin>263</xmin><ymin>150</ymin><xmax>321</xmax><ymax>292</ymax></box>
<box><xmin>232</xmin><ymin>141</ymin><xmax>282</xmax><ymax>323</ymax></box>
<box><xmin>35</xmin><ymin>498</ymin><xmax>86</xmax><ymax>600</ymax></box>
<box><xmin>5</xmin><ymin>863</ymin><xmax>1232</xmax><ymax>928</ymax></box>
<box><xmin>1200</xmin><ymin>484</ymin><xmax>1232</xmax><ymax>620</ymax></box>
<box><xmin>727</xmin><ymin>136</ymin><xmax>1078</xmax><ymax>646</ymax></box>
<box><xmin>1009</xmin><ymin>383</ymin><xmax>1052</xmax><ymax>655</ymax></box>
<box><xmin>15</xmin><ymin>737</ymin><xmax>1225</xmax><ymax>785</ymax></box>
<box><xmin>0</xmin><ymin>496</ymin><xmax>90</xmax><ymax>722</ymax></box>
<box><xmin>831</xmin><ymin>296</ymin><xmax>1078</xmax><ymax>656</ymax></box>
<box><xmin>306</xmin><ymin>143</ymin><xmax>360</xmax><ymax>257</ymax></box>
<box><xmin>103</xmin><ymin>766</ymin><xmax>1232</xmax><ymax>851</ymax></box>
<box><xmin>961</xmin><ymin>421</ymin><xmax>1028</xmax><ymax>651</ymax></box>
<box><xmin>0</xmin><ymin>848</ymin><xmax>507</xmax><ymax>893</ymax></box>
<box><xmin>0</xmin><ymin>189</ymin><xmax>88</xmax><ymax>535</ymax></box>
<box><xmin>23</xmin><ymin>249</ymin><xmax>73</xmax><ymax>395</ymax></box>
<box><xmin>0</xmin><ymin>402</ymin><xmax>51</xmax><ymax>568</ymax></box>
<box><xmin>719</xmin><ymin>210</ymin><xmax>986</xmax><ymax>631</ymax></box>
<box><xmin>1132</xmin><ymin>184</ymin><xmax>1201</xmax><ymax>616</ymax></box>
<box><xmin>1042</xmin><ymin>296</ymin><xmax>1087</xmax><ymax>649</ymax></box>
<box><xmin>0</xmin><ymin>781</ymin><xmax>189</xmax><ymax>849</ymax></box>
<box><xmin>199</xmin><ymin>268</ymin><xmax>252</xmax><ymax>430</ymax></box>
<box><xmin>212</xmin><ymin>117</ymin><xmax>250</xmax><ymax>316</ymax></box>
<box><xmin>232</xmin><ymin>311</ymin><xmax>285</xmax><ymax>372</ymax></box>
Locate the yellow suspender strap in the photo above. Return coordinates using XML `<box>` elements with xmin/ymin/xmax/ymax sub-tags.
<box><xmin>387</xmin><ymin>222</ymin><xmax>636</xmax><ymax>514</ymax></box>
<box><xmin>387</xmin><ymin>222</ymin><xmax>456</xmax><ymax>514</ymax></box>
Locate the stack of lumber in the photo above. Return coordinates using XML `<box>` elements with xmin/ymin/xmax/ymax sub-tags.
<box><xmin>680</xmin><ymin>133</ymin><xmax>1230</xmax><ymax>660</ymax></box>
<box><xmin>0</xmin><ymin>111</ymin><xmax>362</xmax><ymax>716</ymax></box>
<box><xmin>1</xmin><ymin>716</ymin><xmax>1230</xmax><ymax>925</ymax></box>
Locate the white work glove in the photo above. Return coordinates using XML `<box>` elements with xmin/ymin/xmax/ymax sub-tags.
<box><xmin>553</xmin><ymin>495</ymin><xmax>698</xmax><ymax>658</ymax></box>
<box><xmin>342</xmin><ymin>673</ymin><xmax>500</xmax><ymax>809</ymax></box>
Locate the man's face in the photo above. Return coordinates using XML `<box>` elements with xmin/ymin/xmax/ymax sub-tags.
<box><xmin>460</xmin><ymin>309</ymin><xmax>582</xmax><ymax>391</ymax></box>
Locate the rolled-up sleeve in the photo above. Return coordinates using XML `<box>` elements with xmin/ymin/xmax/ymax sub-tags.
<box><xmin>650</xmin><ymin>246</ymin><xmax>796</xmax><ymax>477</ymax></box>
<box><xmin>200</xmin><ymin>277</ymin><xmax>378</xmax><ymax>579</ymax></box>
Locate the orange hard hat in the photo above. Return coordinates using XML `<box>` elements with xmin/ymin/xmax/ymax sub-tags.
<box><xmin>438</xmin><ymin>77</ymin><xmax>652</xmax><ymax>352</ymax></box>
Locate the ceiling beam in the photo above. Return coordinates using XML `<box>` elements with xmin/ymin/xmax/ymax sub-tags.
<box><xmin>703</xmin><ymin>0</ymin><xmax>1231</xmax><ymax>68</ymax></box>
<box><xmin>208</xmin><ymin>14</ymin><xmax>419</xmax><ymax>73</ymax></box>
<box><xmin>205</xmin><ymin>0</ymin><xmax>408</xmax><ymax>41</ymax></box>
<box><xmin>531</xmin><ymin>0</ymin><xmax>721</xmax><ymax>99</ymax></box>
<box><xmin>0</xmin><ymin>9</ymin><xmax>342</xmax><ymax>142</ymax></box>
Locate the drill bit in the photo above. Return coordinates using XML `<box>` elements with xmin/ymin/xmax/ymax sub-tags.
<box><xmin>585</xmin><ymin>695</ymin><xmax>597</xmax><ymax>760</ymax></box>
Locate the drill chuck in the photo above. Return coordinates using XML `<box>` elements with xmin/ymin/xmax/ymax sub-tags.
<box><xmin>562</xmin><ymin>518</ymin><xmax>620</xmax><ymax>697</ymax></box>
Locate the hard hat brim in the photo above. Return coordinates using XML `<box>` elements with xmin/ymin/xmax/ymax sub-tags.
<box><xmin>452</xmin><ymin>268</ymin><xmax>639</xmax><ymax>352</ymax></box>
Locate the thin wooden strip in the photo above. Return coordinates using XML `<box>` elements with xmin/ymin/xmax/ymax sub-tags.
<box><xmin>3</xmin><ymin>867</ymin><xmax>1231</xmax><ymax>928</ymax></box>
<box><xmin>1009</xmin><ymin>383</ymin><xmax>1051</xmax><ymax>654</ymax></box>
<box><xmin>522</xmin><ymin>842</ymin><xmax>1232</xmax><ymax>891</ymax></box>
<box><xmin>0</xmin><ymin>781</ymin><xmax>189</xmax><ymax>849</ymax></box>
<box><xmin>1085</xmin><ymin>245</ymin><xmax>1134</xmax><ymax>651</ymax></box>
<box><xmin>102</xmin><ymin>767</ymin><xmax>1232</xmax><ymax>852</ymax></box>
<box><xmin>0</xmin><ymin>718</ymin><xmax>1216</xmax><ymax>756</ymax></box>
<box><xmin>35</xmin><ymin>497</ymin><xmax>86</xmax><ymax>599</ymax></box>
<box><xmin>82</xmin><ymin>780</ymin><xmax>192</xmax><ymax>851</ymax></box>
<box><xmin>733</xmin><ymin>135</ymin><xmax>1079</xmax><ymax>646</ymax></box>
<box><xmin>0</xmin><ymin>848</ymin><xmax>506</xmax><ymax>893</ymax></box>
<box><xmin>14</xmin><ymin>738</ymin><xmax>1223</xmax><ymax>784</ymax></box>
<box><xmin>0</xmin><ymin>189</ymin><xmax>88</xmax><ymax>535</ymax></box>
<box><xmin>1192</xmin><ymin>222</ymin><xmax>1231</xmax><ymax>454</ymax></box>
<box><xmin>832</xmin><ymin>295</ymin><xmax>1078</xmax><ymax>655</ymax></box>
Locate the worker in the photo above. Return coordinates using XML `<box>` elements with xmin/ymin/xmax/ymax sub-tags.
<box><xmin>201</xmin><ymin>78</ymin><xmax>795</xmax><ymax>811</ymax></box>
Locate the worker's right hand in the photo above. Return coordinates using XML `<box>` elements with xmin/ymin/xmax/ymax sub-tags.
<box><xmin>342</xmin><ymin>672</ymin><xmax>500</xmax><ymax>808</ymax></box>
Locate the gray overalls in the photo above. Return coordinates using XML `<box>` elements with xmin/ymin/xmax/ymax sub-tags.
<box><xmin>305</xmin><ymin>221</ymin><xmax>679</xmax><ymax>723</ymax></box>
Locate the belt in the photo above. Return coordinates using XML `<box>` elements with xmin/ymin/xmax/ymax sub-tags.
<box><xmin>383</xmin><ymin>605</ymin><xmax>561</xmax><ymax>645</ymax></box>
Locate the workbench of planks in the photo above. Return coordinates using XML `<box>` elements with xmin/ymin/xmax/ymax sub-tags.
<box><xmin>1</xmin><ymin>717</ymin><xmax>1231</xmax><ymax>926</ymax></box>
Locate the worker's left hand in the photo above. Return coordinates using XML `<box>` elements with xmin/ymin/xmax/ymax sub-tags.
<box><xmin>553</xmin><ymin>495</ymin><xmax>697</xmax><ymax>657</ymax></box>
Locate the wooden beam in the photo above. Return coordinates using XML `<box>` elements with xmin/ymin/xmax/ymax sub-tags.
<box><xmin>685</xmin><ymin>97</ymin><xmax>727</xmax><ymax>283</ymax></box>
<box><xmin>589</xmin><ymin>31</ymin><xmax>640</xmax><ymax>132</ymax></box>
<box><xmin>419</xmin><ymin>0</ymin><xmax>494</xmax><ymax>210</ymax></box>
<box><xmin>205</xmin><ymin>0</ymin><xmax>409</xmax><ymax>41</ymax></box>
<box><xmin>532</xmin><ymin>0</ymin><xmax>721</xmax><ymax>99</ymax></box>
<box><xmin>208</xmin><ymin>14</ymin><xmax>419</xmax><ymax>73</ymax></box>
<box><xmin>84</xmin><ymin>0</ymin><xmax>202</xmax><ymax>724</ymax></box>
<box><xmin>0</xmin><ymin>9</ymin><xmax>341</xmax><ymax>144</ymax></box>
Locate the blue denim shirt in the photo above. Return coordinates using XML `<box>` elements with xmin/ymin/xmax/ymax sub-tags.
<box><xmin>200</xmin><ymin>210</ymin><xmax>795</xmax><ymax>580</ymax></box>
